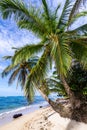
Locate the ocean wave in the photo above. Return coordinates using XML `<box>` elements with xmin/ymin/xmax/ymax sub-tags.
<box><xmin>0</xmin><ymin>106</ymin><xmax>30</xmax><ymax>116</ymax></box>
<box><xmin>0</xmin><ymin>101</ymin><xmax>48</xmax><ymax>119</ymax></box>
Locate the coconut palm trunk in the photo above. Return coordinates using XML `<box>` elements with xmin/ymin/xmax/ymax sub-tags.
<box><xmin>61</xmin><ymin>77</ymin><xmax>75</xmax><ymax>101</ymax></box>
<box><xmin>38</xmin><ymin>89</ymin><xmax>50</xmax><ymax>103</ymax></box>
<box><xmin>38</xmin><ymin>88</ymin><xmax>66</xmax><ymax>116</ymax></box>
<box><xmin>0</xmin><ymin>0</ymin><xmax>87</xmax><ymax>122</ymax></box>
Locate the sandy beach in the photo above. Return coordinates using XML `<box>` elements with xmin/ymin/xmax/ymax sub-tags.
<box><xmin>0</xmin><ymin>106</ymin><xmax>87</xmax><ymax>130</ymax></box>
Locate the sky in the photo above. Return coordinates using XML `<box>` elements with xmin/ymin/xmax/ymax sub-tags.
<box><xmin>0</xmin><ymin>0</ymin><xmax>61</xmax><ymax>96</ymax></box>
<box><xmin>0</xmin><ymin>17</ymin><xmax>41</xmax><ymax>96</ymax></box>
<box><xmin>0</xmin><ymin>0</ymin><xmax>87</xmax><ymax>96</ymax></box>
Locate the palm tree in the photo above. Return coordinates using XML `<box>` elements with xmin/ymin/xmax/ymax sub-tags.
<box><xmin>2</xmin><ymin>55</ymin><xmax>51</xmax><ymax>103</ymax></box>
<box><xmin>2</xmin><ymin>55</ymin><xmax>39</xmax><ymax>101</ymax></box>
<box><xmin>0</xmin><ymin>0</ymin><xmax>87</xmax><ymax>121</ymax></box>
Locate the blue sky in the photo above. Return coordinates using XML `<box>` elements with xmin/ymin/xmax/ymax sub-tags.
<box><xmin>0</xmin><ymin>0</ymin><xmax>87</xmax><ymax>96</ymax></box>
<box><xmin>0</xmin><ymin>0</ymin><xmax>61</xmax><ymax>96</ymax></box>
<box><xmin>0</xmin><ymin>18</ymin><xmax>40</xmax><ymax>96</ymax></box>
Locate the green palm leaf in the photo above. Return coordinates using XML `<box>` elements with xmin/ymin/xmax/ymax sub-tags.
<box><xmin>57</xmin><ymin>0</ymin><xmax>73</xmax><ymax>29</ymax></box>
<box><xmin>0</xmin><ymin>0</ymin><xmax>47</xmax><ymax>36</ymax></box>
<box><xmin>17</xmin><ymin>68</ymin><xmax>28</xmax><ymax>88</ymax></box>
<box><xmin>2</xmin><ymin>64</ymin><xmax>18</xmax><ymax>78</ymax></box>
<box><xmin>8</xmin><ymin>67</ymin><xmax>20</xmax><ymax>85</ymax></box>
<box><xmin>71</xmin><ymin>40</ymin><xmax>87</xmax><ymax>67</ymax></box>
<box><xmin>68</xmin><ymin>0</ymin><xmax>82</xmax><ymax>25</ymax></box>
<box><xmin>18</xmin><ymin>20</ymin><xmax>46</xmax><ymax>37</ymax></box>
<box><xmin>45</xmin><ymin>74</ymin><xmax>67</xmax><ymax>96</ymax></box>
<box><xmin>1</xmin><ymin>0</ymin><xmax>87</xmax><ymax>103</ymax></box>
<box><xmin>68</xmin><ymin>11</ymin><xmax>87</xmax><ymax>26</ymax></box>
<box><xmin>68</xmin><ymin>0</ymin><xmax>87</xmax><ymax>25</ymax></box>
<box><xmin>24</xmin><ymin>47</ymin><xmax>51</xmax><ymax>101</ymax></box>
<box><xmin>2</xmin><ymin>56</ymin><xmax>39</xmax><ymax>90</ymax></box>
<box><xmin>51</xmin><ymin>35</ymin><xmax>72</xmax><ymax>76</ymax></box>
<box><xmin>42</xmin><ymin>0</ymin><xmax>50</xmax><ymax>20</ymax></box>
<box><xmin>3</xmin><ymin>56</ymin><xmax>12</xmax><ymax>60</ymax></box>
<box><xmin>12</xmin><ymin>43</ymin><xmax>44</xmax><ymax>65</ymax></box>
<box><xmin>24</xmin><ymin>77</ymin><xmax>35</xmax><ymax>102</ymax></box>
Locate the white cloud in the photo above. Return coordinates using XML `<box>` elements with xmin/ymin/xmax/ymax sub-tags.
<box><xmin>0</xmin><ymin>17</ymin><xmax>41</xmax><ymax>96</ymax></box>
<box><xmin>0</xmin><ymin>0</ymin><xmax>87</xmax><ymax>97</ymax></box>
<box><xmin>0</xmin><ymin>19</ymin><xmax>40</xmax><ymax>56</ymax></box>
<box><xmin>0</xmin><ymin>65</ymin><xmax>6</xmax><ymax>70</ymax></box>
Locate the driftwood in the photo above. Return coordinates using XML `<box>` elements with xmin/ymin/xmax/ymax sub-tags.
<box><xmin>39</xmin><ymin>106</ymin><xmax>43</xmax><ymax>108</ymax></box>
<box><xmin>13</xmin><ymin>113</ymin><xmax>22</xmax><ymax>119</ymax></box>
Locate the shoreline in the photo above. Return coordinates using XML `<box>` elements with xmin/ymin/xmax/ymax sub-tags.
<box><xmin>0</xmin><ymin>106</ymin><xmax>87</xmax><ymax>130</ymax></box>
<box><xmin>0</xmin><ymin>106</ymin><xmax>51</xmax><ymax>130</ymax></box>
<box><xmin>0</xmin><ymin>102</ymin><xmax>49</xmax><ymax>126</ymax></box>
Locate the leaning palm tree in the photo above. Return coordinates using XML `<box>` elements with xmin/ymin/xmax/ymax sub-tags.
<box><xmin>2</xmin><ymin>55</ymin><xmax>52</xmax><ymax>102</ymax></box>
<box><xmin>0</xmin><ymin>0</ymin><xmax>87</xmax><ymax>122</ymax></box>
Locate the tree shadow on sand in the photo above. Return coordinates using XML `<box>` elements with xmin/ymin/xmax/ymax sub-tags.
<box><xmin>66</xmin><ymin>120</ymin><xmax>87</xmax><ymax>130</ymax></box>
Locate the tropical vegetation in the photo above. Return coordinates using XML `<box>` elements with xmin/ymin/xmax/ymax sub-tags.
<box><xmin>2</xmin><ymin>55</ymin><xmax>39</xmax><ymax>101</ymax></box>
<box><xmin>67</xmin><ymin>62</ymin><xmax>87</xmax><ymax>99</ymax></box>
<box><xmin>0</xmin><ymin>0</ymin><xmax>87</xmax><ymax>122</ymax></box>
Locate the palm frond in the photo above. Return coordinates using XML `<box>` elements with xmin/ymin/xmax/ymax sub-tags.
<box><xmin>12</xmin><ymin>42</ymin><xmax>44</xmax><ymax>65</ymax></box>
<box><xmin>2</xmin><ymin>64</ymin><xmax>18</xmax><ymax>78</ymax></box>
<box><xmin>3</xmin><ymin>56</ymin><xmax>12</xmax><ymax>60</ymax></box>
<box><xmin>0</xmin><ymin>0</ymin><xmax>47</xmax><ymax>36</ymax></box>
<box><xmin>24</xmin><ymin>77</ymin><xmax>35</xmax><ymax>102</ymax></box>
<box><xmin>57</xmin><ymin>0</ymin><xmax>73</xmax><ymax>29</ymax></box>
<box><xmin>8</xmin><ymin>67</ymin><xmax>20</xmax><ymax>85</ymax></box>
<box><xmin>45</xmin><ymin>75</ymin><xmax>67</xmax><ymax>96</ymax></box>
<box><xmin>24</xmin><ymin>47</ymin><xmax>51</xmax><ymax>101</ymax></box>
<box><xmin>17</xmin><ymin>68</ymin><xmax>28</xmax><ymax>88</ymax></box>
<box><xmin>27</xmin><ymin>47</ymin><xmax>50</xmax><ymax>85</ymax></box>
<box><xmin>28</xmin><ymin>56</ymin><xmax>39</xmax><ymax>64</ymax></box>
<box><xmin>54</xmin><ymin>4</ymin><xmax>61</xmax><ymax>18</ymax></box>
<box><xmin>68</xmin><ymin>0</ymin><xmax>82</xmax><ymax>25</ymax></box>
<box><xmin>71</xmin><ymin>40</ymin><xmax>87</xmax><ymax>68</ymax></box>
<box><xmin>40</xmin><ymin>79</ymin><xmax>50</xmax><ymax>96</ymax></box>
<box><xmin>68</xmin><ymin>0</ymin><xmax>87</xmax><ymax>25</ymax></box>
<box><xmin>51</xmin><ymin>36</ymin><xmax>72</xmax><ymax>76</ymax></box>
<box><xmin>41</xmin><ymin>0</ymin><xmax>59</xmax><ymax>33</ymax></box>
<box><xmin>42</xmin><ymin>0</ymin><xmax>50</xmax><ymax>20</ymax></box>
<box><xmin>68</xmin><ymin>11</ymin><xmax>87</xmax><ymax>26</ymax></box>
<box><xmin>18</xmin><ymin>20</ymin><xmax>46</xmax><ymax>37</ymax></box>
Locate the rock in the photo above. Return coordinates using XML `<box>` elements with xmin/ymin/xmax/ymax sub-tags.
<box><xmin>39</xmin><ymin>106</ymin><xmax>43</xmax><ymax>108</ymax></box>
<box><xmin>13</xmin><ymin>113</ymin><xmax>22</xmax><ymax>119</ymax></box>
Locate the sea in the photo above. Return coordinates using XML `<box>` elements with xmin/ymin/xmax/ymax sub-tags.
<box><xmin>0</xmin><ymin>96</ymin><xmax>47</xmax><ymax>114</ymax></box>
<box><xmin>0</xmin><ymin>95</ymin><xmax>58</xmax><ymax>126</ymax></box>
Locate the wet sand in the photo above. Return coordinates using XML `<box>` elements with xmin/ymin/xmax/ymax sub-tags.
<box><xmin>0</xmin><ymin>106</ymin><xmax>87</xmax><ymax>130</ymax></box>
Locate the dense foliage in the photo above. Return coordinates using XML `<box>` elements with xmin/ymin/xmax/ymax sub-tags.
<box><xmin>0</xmin><ymin>0</ymin><xmax>87</xmax><ymax>104</ymax></box>
<box><xmin>67</xmin><ymin>62</ymin><xmax>87</xmax><ymax>99</ymax></box>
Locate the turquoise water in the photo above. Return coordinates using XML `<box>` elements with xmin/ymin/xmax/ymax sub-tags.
<box><xmin>0</xmin><ymin>94</ymin><xmax>59</xmax><ymax>126</ymax></box>
<box><xmin>0</xmin><ymin>96</ymin><xmax>46</xmax><ymax>113</ymax></box>
<box><xmin>0</xmin><ymin>95</ymin><xmax>50</xmax><ymax>126</ymax></box>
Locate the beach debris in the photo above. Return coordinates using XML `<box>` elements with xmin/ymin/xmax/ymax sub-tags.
<box><xmin>44</xmin><ymin>116</ymin><xmax>48</xmax><ymax>120</ymax></box>
<box><xmin>40</xmin><ymin>127</ymin><xmax>44</xmax><ymax>130</ymax></box>
<box><xmin>13</xmin><ymin>113</ymin><xmax>22</xmax><ymax>119</ymax></box>
<box><xmin>39</xmin><ymin>106</ymin><xmax>43</xmax><ymax>108</ymax></box>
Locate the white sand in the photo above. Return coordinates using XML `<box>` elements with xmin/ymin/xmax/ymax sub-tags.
<box><xmin>49</xmin><ymin>111</ymin><xmax>87</xmax><ymax>130</ymax></box>
<box><xmin>0</xmin><ymin>106</ymin><xmax>87</xmax><ymax>130</ymax></box>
